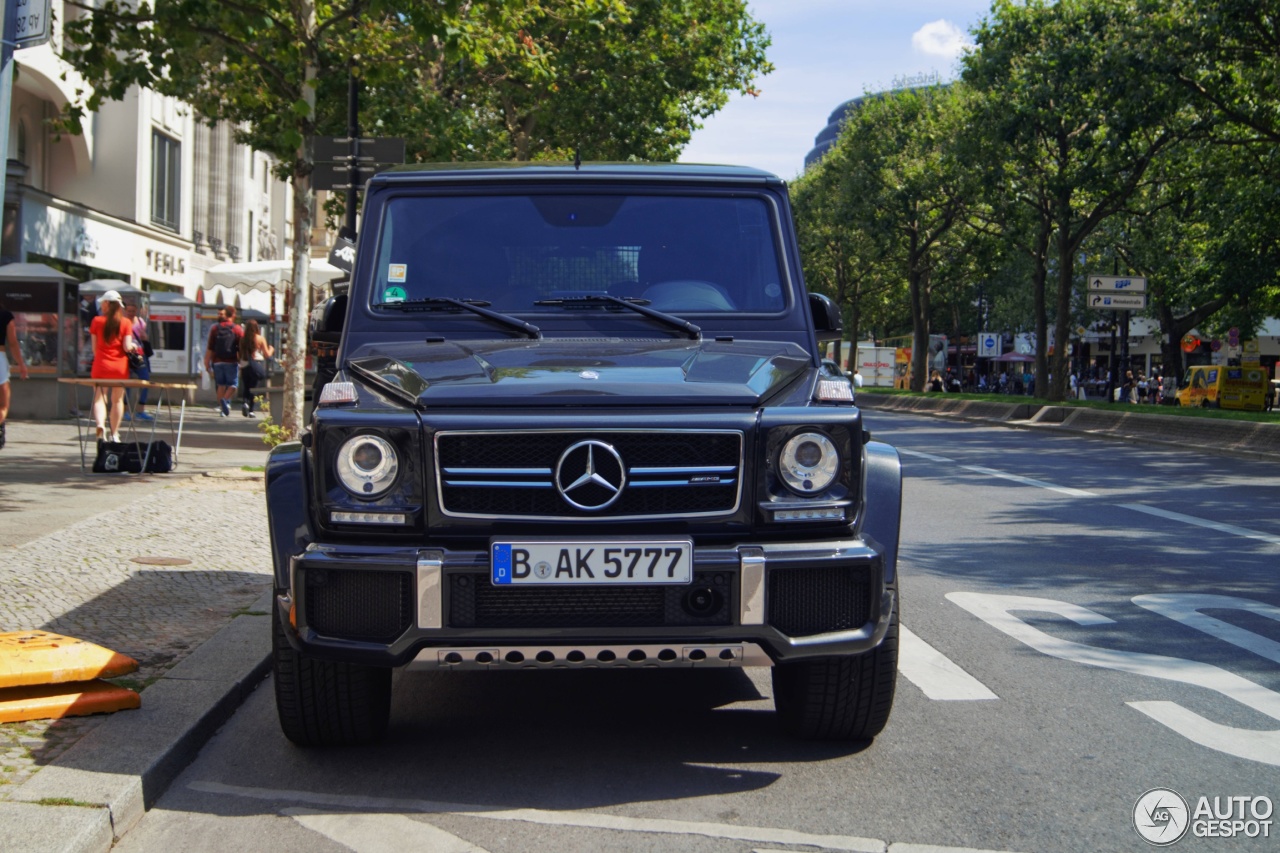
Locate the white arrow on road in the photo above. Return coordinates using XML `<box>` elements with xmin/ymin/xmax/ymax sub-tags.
<box><xmin>948</xmin><ymin>592</ymin><xmax>1280</xmax><ymax>767</ymax></box>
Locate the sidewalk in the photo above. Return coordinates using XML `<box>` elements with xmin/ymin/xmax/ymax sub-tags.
<box><xmin>0</xmin><ymin>406</ymin><xmax>278</xmax><ymax>852</ymax></box>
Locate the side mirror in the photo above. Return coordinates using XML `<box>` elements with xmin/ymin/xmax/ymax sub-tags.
<box><xmin>809</xmin><ymin>292</ymin><xmax>843</xmax><ymax>344</ymax></box>
<box><xmin>309</xmin><ymin>294</ymin><xmax>347</xmax><ymax>343</ymax></box>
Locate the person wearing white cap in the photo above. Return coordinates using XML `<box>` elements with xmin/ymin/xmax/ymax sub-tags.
<box><xmin>88</xmin><ymin>289</ymin><xmax>137</xmax><ymax>442</ymax></box>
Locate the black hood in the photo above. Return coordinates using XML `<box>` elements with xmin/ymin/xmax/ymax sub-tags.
<box><xmin>344</xmin><ymin>338</ymin><xmax>812</xmax><ymax>408</ymax></box>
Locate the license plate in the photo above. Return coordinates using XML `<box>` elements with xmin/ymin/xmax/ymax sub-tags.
<box><xmin>491</xmin><ymin>540</ymin><xmax>693</xmax><ymax>585</ymax></box>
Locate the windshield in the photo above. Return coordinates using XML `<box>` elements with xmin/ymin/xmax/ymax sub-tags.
<box><xmin>370</xmin><ymin>194</ymin><xmax>787</xmax><ymax>315</ymax></box>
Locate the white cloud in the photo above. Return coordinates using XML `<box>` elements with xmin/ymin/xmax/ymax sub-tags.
<box><xmin>911</xmin><ymin>20</ymin><xmax>972</xmax><ymax>60</ymax></box>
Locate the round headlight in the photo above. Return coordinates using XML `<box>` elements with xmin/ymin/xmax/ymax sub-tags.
<box><xmin>336</xmin><ymin>435</ymin><xmax>399</xmax><ymax>497</ymax></box>
<box><xmin>778</xmin><ymin>432</ymin><xmax>839</xmax><ymax>495</ymax></box>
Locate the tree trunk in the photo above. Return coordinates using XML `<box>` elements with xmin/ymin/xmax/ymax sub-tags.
<box><xmin>1048</xmin><ymin>218</ymin><xmax>1075</xmax><ymax>403</ymax></box>
<box><xmin>281</xmin><ymin>19</ymin><xmax>318</xmax><ymax>441</ymax></box>
<box><xmin>908</xmin><ymin>263</ymin><xmax>931</xmax><ymax>392</ymax></box>
<box><xmin>284</xmin><ymin>168</ymin><xmax>313</xmax><ymax>439</ymax></box>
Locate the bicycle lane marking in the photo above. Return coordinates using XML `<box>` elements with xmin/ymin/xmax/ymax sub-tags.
<box><xmin>948</xmin><ymin>592</ymin><xmax>1280</xmax><ymax>767</ymax></box>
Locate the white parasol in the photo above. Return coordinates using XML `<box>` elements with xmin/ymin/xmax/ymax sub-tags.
<box><xmin>204</xmin><ymin>258</ymin><xmax>345</xmax><ymax>293</ymax></box>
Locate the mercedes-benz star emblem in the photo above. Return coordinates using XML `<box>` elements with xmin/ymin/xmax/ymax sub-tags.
<box><xmin>555</xmin><ymin>440</ymin><xmax>626</xmax><ymax>511</ymax></box>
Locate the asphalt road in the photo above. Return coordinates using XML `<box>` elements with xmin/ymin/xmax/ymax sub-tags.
<box><xmin>111</xmin><ymin>410</ymin><xmax>1280</xmax><ymax>853</ymax></box>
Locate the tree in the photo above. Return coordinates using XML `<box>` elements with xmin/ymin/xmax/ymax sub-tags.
<box><xmin>1144</xmin><ymin>0</ymin><xmax>1280</xmax><ymax>146</ymax></box>
<box><xmin>825</xmin><ymin>85</ymin><xmax>975</xmax><ymax>391</ymax></box>
<box><xmin>58</xmin><ymin>0</ymin><xmax>473</xmax><ymax>437</ymax></box>
<box><xmin>57</xmin><ymin>0</ymin><xmax>771</xmax><ymax>436</ymax></box>
<box><xmin>962</xmin><ymin>0</ymin><xmax>1204</xmax><ymax>401</ymax></box>
<box><xmin>791</xmin><ymin>157</ymin><xmax>900</xmax><ymax>360</ymax></box>
<box><xmin>1093</xmin><ymin>138</ymin><xmax>1280</xmax><ymax>382</ymax></box>
<box><xmin>360</xmin><ymin>0</ymin><xmax>771</xmax><ymax>163</ymax></box>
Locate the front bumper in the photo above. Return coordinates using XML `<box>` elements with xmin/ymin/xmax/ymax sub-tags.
<box><xmin>277</xmin><ymin>538</ymin><xmax>894</xmax><ymax>668</ymax></box>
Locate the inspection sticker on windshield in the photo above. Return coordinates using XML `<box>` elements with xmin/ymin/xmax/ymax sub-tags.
<box><xmin>491</xmin><ymin>540</ymin><xmax>692</xmax><ymax>585</ymax></box>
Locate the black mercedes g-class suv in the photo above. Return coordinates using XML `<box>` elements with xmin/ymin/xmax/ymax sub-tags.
<box><xmin>266</xmin><ymin>162</ymin><xmax>902</xmax><ymax>746</ymax></box>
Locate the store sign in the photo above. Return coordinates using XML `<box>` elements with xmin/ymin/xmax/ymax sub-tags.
<box><xmin>145</xmin><ymin>249</ymin><xmax>187</xmax><ymax>276</ymax></box>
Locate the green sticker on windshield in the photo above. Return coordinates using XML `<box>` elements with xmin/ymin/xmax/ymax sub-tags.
<box><xmin>383</xmin><ymin>286</ymin><xmax>407</xmax><ymax>303</ymax></box>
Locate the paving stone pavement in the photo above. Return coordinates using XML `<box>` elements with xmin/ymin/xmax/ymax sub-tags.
<box><xmin>0</xmin><ymin>464</ymin><xmax>272</xmax><ymax>798</ymax></box>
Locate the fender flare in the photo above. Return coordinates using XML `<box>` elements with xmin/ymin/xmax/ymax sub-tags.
<box><xmin>265</xmin><ymin>440</ymin><xmax>310</xmax><ymax>589</ymax></box>
<box><xmin>860</xmin><ymin>440</ymin><xmax>902</xmax><ymax>584</ymax></box>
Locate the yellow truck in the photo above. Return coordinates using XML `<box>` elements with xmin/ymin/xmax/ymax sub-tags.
<box><xmin>1176</xmin><ymin>364</ymin><xmax>1270</xmax><ymax>411</ymax></box>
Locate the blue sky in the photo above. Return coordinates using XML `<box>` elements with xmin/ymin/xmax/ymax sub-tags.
<box><xmin>680</xmin><ymin>1</ymin><xmax>995</xmax><ymax>180</ymax></box>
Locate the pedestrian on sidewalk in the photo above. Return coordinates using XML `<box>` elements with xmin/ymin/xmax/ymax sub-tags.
<box><xmin>89</xmin><ymin>290</ymin><xmax>137</xmax><ymax>443</ymax></box>
<box><xmin>0</xmin><ymin>297</ymin><xmax>30</xmax><ymax>450</ymax></box>
<box><xmin>124</xmin><ymin>300</ymin><xmax>154</xmax><ymax>421</ymax></box>
<box><xmin>237</xmin><ymin>318</ymin><xmax>274</xmax><ymax>418</ymax></box>
<box><xmin>204</xmin><ymin>306</ymin><xmax>243</xmax><ymax>417</ymax></box>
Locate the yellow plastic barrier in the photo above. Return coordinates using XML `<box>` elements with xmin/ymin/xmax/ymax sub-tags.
<box><xmin>0</xmin><ymin>680</ymin><xmax>141</xmax><ymax>723</ymax></box>
<box><xmin>0</xmin><ymin>631</ymin><xmax>139</xmax><ymax>687</ymax></box>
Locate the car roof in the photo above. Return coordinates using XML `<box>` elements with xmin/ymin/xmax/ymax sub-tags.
<box><xmin>369</xmin><ymin>161</ymin><xmax>785</xmax><ymax>188</ymax></box>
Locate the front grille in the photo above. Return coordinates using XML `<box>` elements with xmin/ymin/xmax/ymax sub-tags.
<box><xmin>305</xmin><ymin>569</ymin><xmax>413</xmax><ymax>642</ymax></box>
<box><xmin>767</xmin><ymin>567</ymin><xmax>871</xmax><ymax>637</ymax></box>
<box><xmin>437</xmin><ymin>431</ymin><xmax>742</xmax><ymax>519</ymax></box>
<box><xmin>450</xmin><ymin>572</ymin><xmax>732</xmax><ymax>629</ymax></box>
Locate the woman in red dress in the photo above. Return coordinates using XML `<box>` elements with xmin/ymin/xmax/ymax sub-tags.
<box><xmin>89</xmin><ymin>290</ymin><xmax>136</xmax><ymax>442</ymax></box>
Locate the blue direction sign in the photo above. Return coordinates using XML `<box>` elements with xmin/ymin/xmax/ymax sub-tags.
<box><xmin>1089</xmin><ymin>293</ymin><xmax>1147</xmax><ymax>310</ymax></box>
<box><xmin>1088</xmin><ymin>275</ymin><xmax>1147</xmax><ymax>292</ymax></box>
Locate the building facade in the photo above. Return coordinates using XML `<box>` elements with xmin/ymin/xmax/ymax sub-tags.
<box><xmin>1</xmin><ymin>3</ymin><xmax>302</xmax><ymax>416</ymax></box>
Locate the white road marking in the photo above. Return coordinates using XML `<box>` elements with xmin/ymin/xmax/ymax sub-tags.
<box><xmin>957</xmin><ymin>465</ymin><xmax>1097</xmax><ymax>497</ymax></box>
<box><xmin>898</xmin><ymin>448</ymin><xmax>955</xmax><ymax>463</ymax></box>
<box><xmin>1119</xmin><ymin>503</ymin><xmax>1280</xmax><ymax>546</ymax></box>
<box><xmin>286</xmin><ymin>808</ymin><xmax>489</xmax><ymax>853</ymax></box>
<box><xmin>1133</xmin><ymin>594</ymin><xmax>1280</xmax><ymax>664</ymax></box>
<box><xmin>898</xmin><ymin>625</ymin><xmax>999</xmax><ymax>701</ymax></box>
<box><xmin>190</xmin><ymin>781</ymin><xmax>885</xmax><ymax>852</ymax></box>
<box><xmin>903</xmin><ymin>448</ymin><xmax>1279</xmax><ymax>545</ymax></box>
<box><xmin>948</xmin><ymin>592</ymin><xmax>1280</xmax><ymax>767</ymax></box>
<box><xmin>897</xmin><ymin>448</ymin><xmax>1096</xmax><ymax>496</ymax></box>
<box><xmin>896</xmin><ymin>840</ymin><xmax>1034</xmax><ymax>845</ymax></box>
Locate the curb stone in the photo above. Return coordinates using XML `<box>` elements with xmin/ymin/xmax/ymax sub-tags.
<box><xmin>855</xmin><ymin>394</ymin><xmax>1280</xmax><ymax>462</ymax></box>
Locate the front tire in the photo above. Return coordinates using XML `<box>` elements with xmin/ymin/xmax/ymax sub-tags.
<box><xmin>272</xmin><ymin>605</ymin><xmax>392</xmax><ymax>746</ymax></box>
<box><xmin>772</xmin><ymin>600</ymin><xmax>898</xmax><ymax>740</ymax></box>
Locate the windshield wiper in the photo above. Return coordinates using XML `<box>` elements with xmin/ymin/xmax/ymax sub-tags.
<box><xmin>534</xmin><ymin>294</ymin><xmax>700</xmax><ymax>340</ymax></box>
<box><xmin>372</xmin><ymin>297</ymin><xmax>540</xmax><ymax>339</ymax></box>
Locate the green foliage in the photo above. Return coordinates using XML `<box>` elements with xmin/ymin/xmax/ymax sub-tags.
<box><xmin>814</xmin><ymin>85</ymin><xmax>977</xmax><ymax>389</ymax></box>
<box><xmin>959</xmin><ymin>0</ymin><xmax>1204</xmax><ymax>400</ymax></box>
<box><xmin>349</xmin><ymin>0</ymin><xmax>772</xmax><ymax>164</ymax></box>
<box><xmin>256</xmin><ymin>397</ymin><xmax>290</xmax><ymax>448</ymax></box>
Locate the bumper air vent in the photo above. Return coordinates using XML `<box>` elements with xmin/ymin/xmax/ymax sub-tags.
<box><xmin>767</xmin><ymin>567</ymin><xmax>872</xmax><ymax>637</ymax></box>
<box><xmin>305</xmin><ymin>569</ymin><xmax>413</xmax><ymax>643</ymax></box>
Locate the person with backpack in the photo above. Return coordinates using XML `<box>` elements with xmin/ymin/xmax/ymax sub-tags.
<box><xmin>204</xmin><ymin>306</ymin><xmax>244</xmax><ymax>417</ymax></box>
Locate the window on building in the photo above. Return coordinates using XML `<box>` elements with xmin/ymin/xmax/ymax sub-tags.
<box><xmin>151</xmin><ymin>131</ymin><xmax>181</xmax><ymax>231</ymax></box>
